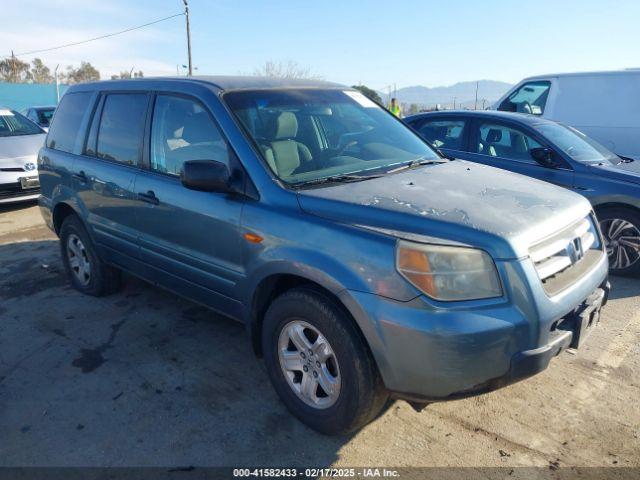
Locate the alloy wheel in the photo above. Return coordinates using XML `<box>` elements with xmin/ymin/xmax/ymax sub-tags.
<box><xmin>278</xmin><ymin>320</ymin><xmax>341</xmax><ymax>409</ymax></box>
<box><xmin>66</xmin><ymin>233</ymin><xmax>92</xmax><ymax>286</ymax></box>
<box><xmin>600</xmin><ymin>218</ymin><xmax>640</xmax><ymax>270</ymax></box>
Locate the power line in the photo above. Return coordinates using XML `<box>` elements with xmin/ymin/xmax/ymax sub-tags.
<box><xmin>2</xmin><ymin>12</ymin><xmax>184</xmax><ymax>59</ymax></box>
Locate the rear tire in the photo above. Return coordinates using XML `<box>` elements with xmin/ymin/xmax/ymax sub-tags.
<box><xmin>597</xmin><ymin>207</ymin><xmax>640</xmax><ymax>277</ymax></box>
<box><xmin>59</xmin><ymin>215</ymin><xmax>122</xmax><ymax>296</ymax></box>
<box><xmin>262</xmin><ymin>287</ymin><xmax>388</xmax><ymax>435</ymax></box>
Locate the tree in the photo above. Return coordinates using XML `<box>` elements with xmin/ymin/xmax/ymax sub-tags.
<box><xmin>63</xmin><ymin>61</ymin><xmax>100</xmax><ymax>84</ymax></box>
<box><xmin>254</xmin><ymin>60</ymin><xmax>319</xmax><ymax>79</ymax></box>
<box><xmin>351</xmin><ymin>85</ymin><xmax>382</xmax><ymax>105</ymax></box>
<box><xmin>0</xmin><ymin>56</ymin><xmax>32</xmax><ymax>83</ymax></box>
<box><xmin>30</xmin><ymin>58</ymin><xmax>53</xmax><ymax>83</ymax></box>
<box><xmin>110</xmin><ymin>70</ymin><xmax>144</xmax><ymax>80</ymax></box>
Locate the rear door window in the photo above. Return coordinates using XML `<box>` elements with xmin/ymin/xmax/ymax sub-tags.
<box><xmin>415</xmin><ymin>119</ymin><xmax>466</xmax><ymax>151</ymax></box>
<box><xmin>498</xmin><ymin>81</ymin><xmax>551</xmax><ymax>115</ymax></box>
<box><xmin>46</xmin><ymin>92</ymin><xmax>93</xmax><ymax>152</ymax></box>
<box><xmin>96</xmin><ymin>93</ymin><xmax>148</xmax><ymax>165</ymax></box>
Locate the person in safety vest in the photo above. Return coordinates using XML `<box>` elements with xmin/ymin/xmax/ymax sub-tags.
<box><xmin>388</xmin><ymin>97</ymin><xmax>401</xmax><ymax>118</ymax></box>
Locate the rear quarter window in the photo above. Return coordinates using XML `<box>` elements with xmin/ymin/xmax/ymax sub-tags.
<box><xmin>46</xmin><ymin>92</ymin><xmax>94</xmax><ymax>153</ymax></box>
<box><xmin>96</xmin><ymin>93</ymin><xmax>148</xmax><ymax>165</ymax></box>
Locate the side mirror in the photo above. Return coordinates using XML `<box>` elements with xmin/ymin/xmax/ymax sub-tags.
<box><xmin>181</xmin><ymin>160</ymin><xmax>234</xmax><ymax>193</ymax></box>
<box><xmin>530</xmin><ymin>147</ymin><xmax>557</xmax><ymax>168</ymax></box>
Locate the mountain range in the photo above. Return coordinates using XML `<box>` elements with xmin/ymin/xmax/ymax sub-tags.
<box><xmin>380</xmin><ymin>80</ymin><xmax>513</xmax><ymax>109</ymax></box>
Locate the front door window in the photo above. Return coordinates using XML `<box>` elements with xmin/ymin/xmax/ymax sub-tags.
<box><xmin>498</xmin><ymin>81</ymin><xmax>551</xmax><ymax>115</ymax></box>
<box><xmin>476</xmin><ymin>123</ymin><xmax>543</xmax><ymax>162</ymax></box>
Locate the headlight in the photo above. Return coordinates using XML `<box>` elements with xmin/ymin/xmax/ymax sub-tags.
<box><xmin>396</xmin><ymin>240</ymin><xmax>503</xmax><ymax>301</ymax></box>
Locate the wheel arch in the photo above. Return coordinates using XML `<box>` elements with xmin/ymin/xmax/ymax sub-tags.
<box><xmin>52</xmin><ymin>201</ymin><xmax>81</xmax><ymax>235</ymax></box>
<box><xmin>593</xmin><ymin>201</ymin><xmax>640</xmax><ymax>217</ymax></box>
<box><xmin>248</xmin><ymin>272</ymin><xmax>374</xmax><ymax>365</ymax></box>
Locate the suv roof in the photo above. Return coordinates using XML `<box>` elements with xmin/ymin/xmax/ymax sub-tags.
<box><xmin>66</xmin><ymin>75</ymin><xmax>345</xmax><ymax>93</ymax></box>
<box><xmin>405</xmin><ymin>110</ymin><xmax>558</xmax><ymax>127</ymax></box>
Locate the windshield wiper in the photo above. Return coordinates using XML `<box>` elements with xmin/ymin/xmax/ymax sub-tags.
<box><xmin>386</xmin><ymin>157</ymin><xmax>447</xmax><ymax>174</ymax></box>
<box><xmin>292</xmin><ymin>173</ymin><xmax>384</xmax><ymax>188</ymax></box>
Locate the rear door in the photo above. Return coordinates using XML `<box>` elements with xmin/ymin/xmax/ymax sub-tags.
<box><xmin>465</xmin><ymin>119</ymin><xmax>574</xmax><ymax>188</ymax></box>
<box><xmin>410</xmin><ymin>117</ymin><xmax>469</xmax><ymax>159</ymax></box>
<box><xmin>40</xmin><ymin>91</ymin><xmax>96</xmax><ymax>210</ymax></box>
<box><xmin>133</xmin><ymin>93</ymin><xmax>246</xmax><ymax>317</ymax></box>
<box><xmin>71</xmin><ymin>91</ymin><xmax>150</xmax><ymax>263</ymax></box>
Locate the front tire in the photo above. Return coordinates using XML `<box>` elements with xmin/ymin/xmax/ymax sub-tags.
<box><xmin>597</xmin><ymin>207</ymin><xmax>640</xmax><ymax>277</ymax></box>
<box><xmin>262</xmin><ymin>287</ymin><xmax>388</xmax><ymax>435</ymax></box>
<box><xmin>59</xmin><ymin>215</ymin><xmax>122</xmax><ymax>296</ymax></box>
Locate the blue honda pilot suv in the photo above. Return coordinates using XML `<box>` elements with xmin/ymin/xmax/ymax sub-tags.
<box><xmin>38</xmin><ymin>77</ymin><xmax>609</xmax><ymax>435</ymax></box>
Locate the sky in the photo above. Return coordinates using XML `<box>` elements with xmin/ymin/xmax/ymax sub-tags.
<box><xmin>2</xmin><ymin>0</ymin><xmax>640</xmax><ymax>89</ymax></box>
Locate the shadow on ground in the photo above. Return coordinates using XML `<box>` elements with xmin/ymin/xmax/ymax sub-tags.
<box><xmin>0</xmin><ymin>239</ymin><xmax>348</xmax><ymax>466</ymax></box>
<box><xmin>607</xmin><ymin>273</ymin><xmax>640</xmax><ymax>300</ymax></box>
<box><xmin>0</xmin><ymin>199</ymin><xmax>38</xmax><ymax>214</ymax></box>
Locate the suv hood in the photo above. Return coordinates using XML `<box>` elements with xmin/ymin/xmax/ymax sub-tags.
<box><xmin>0</xmin><ymin>133</ymin><xmax>46</xmax><ymax>160</ymax></box>
<box><xmin>297</xmin><ymin>161</ymin><xmax>592</xmax><ymax>260</ymax></box>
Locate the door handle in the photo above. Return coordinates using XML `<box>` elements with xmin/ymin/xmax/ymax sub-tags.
<box><xmin>72</xmin><ymin>170</ymin><xmax>88</xmax><ymax>183</ymax></box>
<box><xmin>138</xmin><ymin>190</ymin><xmax>159</xmax><ymax>205</ymax></box>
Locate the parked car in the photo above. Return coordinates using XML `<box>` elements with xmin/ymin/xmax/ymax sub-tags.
<box><xmin>404</xmin><ymin>110</ymin><xmax>640</xmax><ymax>276</ymax></box>
<box><xmin>493</xmin><ymin>70</ymin><xmax>640</xmax><ymax>161</ymax></box>
<box><xmin>39</xmin><ymin>77</ymin><xmax>609</xmax><ymax>435</ymax></box>
<box><xmin>22</xmin><ymin>105</ymin><xmax>56</xmax><ymax>132</ymax></box>
<box><xmin>0</xmin><ymin>107</ymin><xmax>45</xmax><ymax>204</ymax></box>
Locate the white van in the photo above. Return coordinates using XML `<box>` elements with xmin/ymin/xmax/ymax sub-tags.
<box><xmin>494</xmin><ymin>70</ymin><xmax>640</xmax><ymax>160</ymax></box>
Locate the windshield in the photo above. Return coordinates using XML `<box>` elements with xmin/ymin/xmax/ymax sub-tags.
<box><xmin>224</xmin><ymin>89</ymin><xmax>440</xmax><ymax>185</ymax></box>
<box><xmin>0</xmin><ymin>109</ymin><xmax>44</xmax><ymax>137</ymax></box>
<box><xmin>37</xmin><ymin>108</ymin><xmax>55</xmax><ymax>126</ymax></box>
<box><xmin>534</xmin><ymin>123</ymin><xmax>618</xmax><ymax>164</ymax></box>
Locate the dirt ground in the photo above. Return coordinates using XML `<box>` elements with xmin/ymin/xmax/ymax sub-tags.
<box><xmin>1</xmin><ymin>202</ymin><xmax>639</xmax><ymax>472</ymax></box>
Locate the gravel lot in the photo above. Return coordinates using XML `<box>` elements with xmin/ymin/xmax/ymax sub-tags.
<box><xmin>1</xmin><ymin>202</ymin><xmax>639</xmax><ymax>471</ymax></box>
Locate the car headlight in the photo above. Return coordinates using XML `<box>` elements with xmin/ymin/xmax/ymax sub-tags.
<box><xmin>396</xmin><ymin>240</ymin><xmax>503</xmax><ymax>301</ymax></box>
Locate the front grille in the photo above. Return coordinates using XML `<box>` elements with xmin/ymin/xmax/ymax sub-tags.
<box><xmin>530</xmin><ymin>215</ymin><xmax>604</xmax><ymax>296</ymax></box>
<box><xmin>0</xmin><ymin>167</ymin><xmax>25</xmax><ymax>172</ymax></box>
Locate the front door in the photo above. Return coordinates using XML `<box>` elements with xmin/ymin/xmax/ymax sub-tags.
<box><xmin>134</xmin><ymin>93</ymin><xmax>245</xmax><ymax>317</ymax></box>
<box><xmin>464</xmin><ymin>120</ymin><xmax>574</xmax><ymax>188</ymax></box>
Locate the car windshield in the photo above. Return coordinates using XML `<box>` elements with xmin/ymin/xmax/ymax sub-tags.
<box><xmin>37</xmin><ymin>108</ymin><xmax>55</xmax><ymax>126</ymax></box>
<box><xmin>534</xmin><ymin>123</ymin><xmax>618</xmax><ymax>164</ymax></box>
<box><xmin>0</xmin><ymin>109</ymin><xmax>43</xmax><ymax>137</ymax></box>
<box><xmin>224</xmin><ymin>88</ymin><xmax>440</xmax><ymax>185</ymax></box>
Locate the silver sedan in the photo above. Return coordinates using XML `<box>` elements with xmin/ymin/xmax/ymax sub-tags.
<box><xmin>0</xmin><ymin>108</ymin><xmax>46</xmax><ymax>204</ymax></box>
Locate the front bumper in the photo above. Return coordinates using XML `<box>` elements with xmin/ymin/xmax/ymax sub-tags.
<box><xmin>0</xmin><ymin>181</ymin><xmax>40</xmax><ymax>204</ymax></box>
<box><xmin>393</xmin><ymin>281</ymin><xmax>610</xmax><ymax>403</ymax></box>
<box><xmin>339</xmin><ymin>254</ymin><xmax>609</xmax><ymax>401</ymax></box>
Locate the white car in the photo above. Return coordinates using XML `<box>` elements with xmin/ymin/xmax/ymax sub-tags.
<box><xmin>494</xmin><ymin>69</ymin><xmax>640</xmax><ymax>161</ymax></box>
<box><xmin>22</xmin><ymin>105</ymin><xmax>56</xmax><ymax>132</ymax></box>
<box><xmin>0</xmin><ymin>108</ymin><xmax>46</xmax><ymax>204</ymax></box>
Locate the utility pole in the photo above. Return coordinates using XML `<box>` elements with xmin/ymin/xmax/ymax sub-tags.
<box><xmin>54</xmin><ymin>64</ymin><xmax>60</xmax><ymax>103</ymax></box>
<box><xmin>474</xmin><ymin>81</ymin><xmax>479</xmax><ymax>110</ymax></box>
<box><xmin>453</xmin><ymin>96</ymin><xmax>456</xmax><ymax>109</ymax></box>
<box><xmin>183</xmin><ymin>0</ymin><xmax>193</xmax><ymax>76</ymax></box>
<box><xmin>10</xmin><ymin>51</ymin><xmax>16</xmax><ymax>82</ymax></box>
